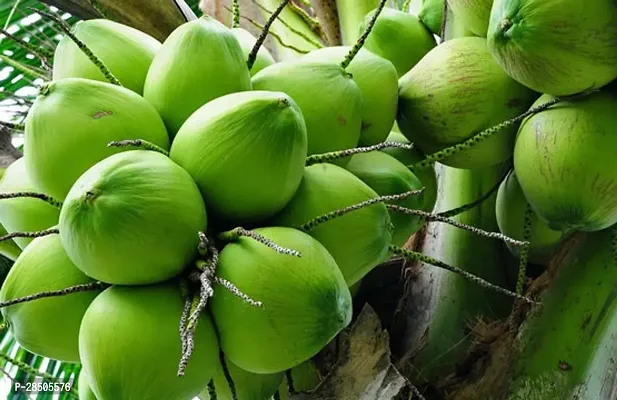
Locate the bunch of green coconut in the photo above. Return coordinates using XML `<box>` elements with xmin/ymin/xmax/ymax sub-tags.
<box><xmin>0</xmin><ymin>3</ymin><xmax>444</xmax><ymax>400</ymax></box>
<box><xmin>0</xmin><ymin>0</ymin><xmax>616</xmax><ymax>398</ymax></box>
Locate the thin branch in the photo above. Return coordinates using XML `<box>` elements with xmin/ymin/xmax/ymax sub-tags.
<box><xmin>108</xmin><ymin>140</ymin><xmax>169</xmax><ymax>156</ymax></box>
<box><xmin>0</xmin><ymin>192</ymin><xmax>62</xmax><ymax>208</ymax></box>
<box><xmin>0</xmin><ymin>228</ymin><xmax>59</xmax><ymax>244</ymax></box>
<box><xmin>306</xmin><ymin>141</ymin><xmax>415</xmax><ymax>165</ymax></box>
<box><xmin>0</xmin><ymin>281</ymin><xmax>107</xmax><ymax>309</ymax></box>
<box><xmin>247</xmin><ymin>0</ymin><xmax>291</xmax><ymax>70</ymax></box>
<box><xmin>341</xmin><ymin>0</ymin><xmax>387</xmax><ymax>69</ymax></box>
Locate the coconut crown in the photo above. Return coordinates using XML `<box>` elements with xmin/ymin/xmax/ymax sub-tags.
<box><xmin>170</xmin><ymin>90</ymin><xmax>307</xmax><ymax>226</ymax></box>
<box><xmin>143</xmin><ymin>16</ymin><xmax>252</xmax><ymax>137</ymax></box>
<box><xmin>59</xmin><ymin>150</ymin><xmax>207</xmax><ymax>285</ymax></box>
<box><xmin>0</xmin><ymin>234</ymin><xmax>101</xmax><ymax>362</ymax></box>
<box><xmin>272</xmin><ymin>163</ymin><xmax>393</xmax><ymax>287</ymax></box>
<box><xmin>251</xmin><ymin>59</ymin><xmax>363</xmax><ymax>163</ymax></box>
<box><xmin>24</xmin><ymin>77</ymin><xmax>170</xmax><ymax>201</ymax></box>
<box><xmin>53</xmin><ymin>19</ymin><xmax>161</xmax><ymax>94</ymax></box>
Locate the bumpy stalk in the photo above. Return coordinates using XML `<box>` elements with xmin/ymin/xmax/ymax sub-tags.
<box><xmin>0</xmin><ymin>352</ymin><xmax>60</xmax><ymax>382</ymax></box>
<box><xmin>247</xmin><ymin>0</ymin><xmax>291</xmax><ymax>70</ymax></box>
<box><xmin>108</xmin><ymin>139</ymin><xmax>169</xmax><ymax>156</ymax></box>
<box><xmin>0</xmin><ymin>228</ymin><xmax>59</xmax><ymax>243</ymax></box>
<box><xmin>0</xmin><ymin>121</ymin><xmax>24</xmax><ymax>131</ymax></box>
<box><xmin>247</xmin><ymin>2</ymin><xmax>323</xmax><ymax>48</ymax></box>
<box><xmin>0</xmin><ymin>281</ymin><xmax>107</xmax><ymax>309</ymax></box>
<box><xmin>340</xmin><ymin>0</ymin><xmax>388</xmax><ymax>69</ymax></box>
<box><xmin>231</xmin><ymin>0</ymin><xmax>240</xmax><ymax>28</ymax></box>
<box><xmin>305</xmin><ymin>141</ymin><xmax>414</xmax><ymax>165</ymax></box>
<box><xmin>390</xmin><ymin>246</ymin><xmax>536</xmax><ymax>304</ymax></box>
<box><xmin>0</xmin><ymin>192</ymin><xmax>62</xmax><ymax>208</ymax></box>
<box><xmin>299</xmin><ymin>189</ymin><xmax>424</xmax><ymax>232</ymax></box>
<box><xmin>0</xmin><ymin>28</ymin><xmax>53</xmax><ymax>69</ymax></box>
<box><xmin>388</xmin><ymin>204</ymin><xmax>528</xmax><ymax>248</ymax></box>
<box><xmin>515</xmin><ymin>204</ymin><xmax>534</xmax><ymax>295</ymax></box>
<box><xmin>207</xmin><ymin>380</ymin><xmax>217</xmax><ymax>400</ymax></box>
<box><xmin>238</xmin><ymin>14</ymin><xmax>310</xmax><ymax>54</ymax></box>
<box><xmin>219</xmin><ymin>350</ymin><xmax>239</xmax><ymax>400</ymax></box>
<box><xmin>218</xmin><ymin>227</ymin><xmax>301</xmax><ymax>257</ymax></box>
<box><xmin>32</xmin><ymin>8</ymin><xmax>122</xmax><ymax>86</ymax></box>
<box><xmin>288</xmin><ymin>1</ymin><xmax>326</xmax><ymax>42</ymax></box>
<box><xmin>402</xmin><ymin>0</ymin><xmax>412</xmax><ymax>11</ymax></box>
<box><xmin>0</xmin><ymin>54</ymin><xmax>48</xmax><ymax>80</ymax></box>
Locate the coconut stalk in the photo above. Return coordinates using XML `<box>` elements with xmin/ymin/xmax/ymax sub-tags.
<box><xmin>335</xmin><ymin>0</ymin><xmax>397</xmax><ymax>45</ymax></box>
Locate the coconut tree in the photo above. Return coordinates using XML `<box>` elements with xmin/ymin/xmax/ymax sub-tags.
<box><xmin>0</xmin><ymin>1</ymin><xmax>616</xmax><ymax>399</ymax></box>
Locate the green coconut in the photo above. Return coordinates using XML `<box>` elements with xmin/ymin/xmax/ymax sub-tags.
<box><xmin>271</xmin><ymin>163</ymin><xmax>392</xmax><ymax>286</ymax></box>
<box><xmin>200</xmin><ymin>357</ymin><xmax>284</xmax><ymax>400</ymax></box>
<box><xmin>0</xmin><ymin>234</ymin><xmax>101</xmax><ymax>362</ymax></box>
<box><xmin>303</xmin><ymin>46</ymin><xmax>398</xmax><ymax>146</ymax></box>
<box><xmin>170</xmin><ymin>91</ymin><xmax>307</xmax><ymax>225</ymax></box>
<box><xmin>210</xmin><ymin>227</ymin><xmax>351</xmax><ymax>374</ymax></box>
<box><xmin>79</xmin><ymin>283</ymin><xmax>219</xmax><ymax>400</ymax></box>
<box><xmin>143</xmin><ymin>16</ymin><xmax>251</xmax><ymax>137</ymax></box>
<box><xmin>60</xmin><ymin>150</ymin><xmax>207</xmax><ymax>285</ymax></box>
<box><xmin>496</xmin><ymin>170</ymin><xmax>566</xmax><ymax>265</ymax></box>
<box><xmin>78</xmin><ymin>372</ymin><xmax>98</xmax><ymax>400</ymax></box>
<box><xmin>52</xmin><ymin>19</ymin><xmax>161</xmax><ymax>94</ymax></box>
<box><xmin>359</xmin><ymin>8</ymin><xmax>437</xmax><ymax>77</ymax></box>
<box><xmin>513</xmin><ymin>92</ymin><xmax>617</xmax><ymax>232</ymax></box>
<box><xmin>487</xmin><ymin>0</ymin><xmax>617</xmax><ymax>96</ymax></box>
<box><xmin>447</xmin><ymin>0</ymin><xmax>493</xmax><ymax>37</ymax></box>
<box><xmin>397</xmin><ymin>37</ymin><xmax>538</xmax><ymax>169</ymax></box>
<box><xmin>381</xmin><ymin>131</ymin><xmax>438</xmax><ymax>213</ymax></box>
<box><xmin>345</xmin><ymin>152</ymin><xmax>425</xmax><ymax>247</ymax></box>
<box><xmin>419</xmin><ymin>0</ymin><xmax>445</xmax><ymax>35</ymax></box>
<box><xmin>24</xmin><ymin>78</ymin><xmax>170</xmax><ymax>201</ymax></box>
<box><xmin>0</xmin><ymin>158</ymin><xmax>59</xmax><ymax>250</ymax></box>
<box><xmin>251</xmin><ymin>60</ymin><xmax>362</xmax><ymax>161</ymax></box>
<box><xmin>232</xmin><ymin>28</ymin><xmax>276</xmax><ymax>76</ymax></box>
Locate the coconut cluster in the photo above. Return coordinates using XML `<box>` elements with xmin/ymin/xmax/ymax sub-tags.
<box><xmin>0</xmin><ymin>10</ymin><xmax>439</xmax><ymax>400</ymax></box>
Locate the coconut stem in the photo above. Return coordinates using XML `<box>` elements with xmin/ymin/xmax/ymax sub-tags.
<box><xmin>437</xmin><ymin>167</ymin><xmax>510</xmax><ymax>218</ymax></box>
<box><xmin>292</xmin><ymin>1</ymin><xmax>330</xmax><ymax>44</ymax></box>
<box><xmin>390</xmin><ymin>245</ymin><xmax>537</xmax><ymax>304</ymax></box>
<box><xmin>0</xmin><ymin>28</ymin><xmax>53</xmax><ymax>70</ymax></box>
<box><xmin>207</xmin><ymin>380</ymin><xmax>217</xmax><ymax>400</ymax></box>
<box><xmin>0</xmin><ymin>228</ymin><xmax>59</xmax><ymax>244</ymax></box>
<box><xmin>0</xmin><ymin>121</ymin><xmax>24</xmax><ymax>131</ymax></box>
<box><xmin>0</xmin><ymin>192</ymin><xmax>63</xmax><ymax>208</ymax></box>
<box><xmin>299</xmin><ymin>189</ymin><xmax>424</xmax><ymax>232</ymax></box>
<box><xmin>247</xmin><ymin>0</ymin><xmax>291</xmax><ymax>71</ymax></box>
<box><xmin>285</xmin><ymin>369</ymin><xmax>296</xmax><ymax>393</ymax></box>
<box><xmin>515</xmin><ymin>204</ymin><xmax>534</xmax><ymax>295</ymax></box>
<box><xmin>231</xmin><ymin>0</ymin><xmax>240</xmax><ymax>28</ymax></box>
<box><xmin>409</xmin><ymin>95</ymin><xmax>591</xmax><ymax>172</ymax></box>
<box><xmin>107</xmin><ymin>140</ymin><xmax>169</xmax><ymax>156</ymax></box>
<box><xmin>31</xmin><ymin>8</ymin><xmax>122</xmax><ymax>86</ymax></box>
<box><xmin>219</xmin><ymin>350</ymin><xmax>239</xmax><ymax>400</ymax></box>
<box><xmin>214</xmin><ymin>277</ymin><xmax>263</xmax><ymax>307</ymax></box>
<box><xmin>247</xmin><ymin>1</ymin><xmax>323</xmax><ymax>48</ymax></box>
<box><xmin>0</xmin><ymin>281</ymin><xmax>107</xmax><ymax>309</ymax></box>
<box><xmin>0</xmin><ymin>53</ymin><xmax>48</xmax><ymax>80</ymax></box>
<box><xmin>305</xmin><ymin>141</ymin><xmax>415</xmax><ymax>165</ymax></box>
<box><xmin>218</xmin><ymin>227</ymin><xmax>301</xmax><ymax>257</ymax></box>
<box><xmin>239</xmin><ymin>13</ymin><xmax>310</xmax><ymax>54</ymax></box>
<box><xmin>387</xmin><ymin>204</ymin><xmax>528</xmax><ymax>248</ymax></box>
<box><xmin>402</xmin><ymin>0</ymin><xmax>412</xmax><ymax>12</ymax></box>
<box><xmin>340</xmin><ymin>0</ymin><xmax>387</xmax><ymax>70</ymax></box>
<box><xmin>0</xmin><ymin>352</ymin><xmax>61</xmax><ymax>383</ymax></box>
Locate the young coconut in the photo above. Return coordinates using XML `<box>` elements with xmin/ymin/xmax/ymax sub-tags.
<box><xmin>359</xmin><ymin>8</ymin><xmax>437</xmax><ymax>77</ymax></box>
<box><xmin>199</xmin><ymin>356</ymin><xmax>284</xmax><ymax>400</ymax></box>
<box><xmin>52</xmin><ymin>19</ymin><xmax>161</xmax><ymax>94</ymax></box>
<box><xmin>496</xmin><ymin>171</ymin><xmax>567</xmax><ymax>265</ymax></box>
<box><xmin>143</xmin><ymin>16</ymin><xmax>251</xmax><ymax>137</ymax></box>
<box><xmin>79</xmin><ymin>283</ymin><xmax>219</xmax><ymax>400</ymax></box>
<box><xmin>487</xmin><ymin>0</ymin><xmax>617</xmax><ymax>96</ymax></box>
<box><xmin>397</xmin><ymin>37</ymin><xmax>538</xmax><ymax>169</ymax></box>
<box><xmin>0</xmin><ymin>158</ymin><xmax>59</xmax><ymax>249</ymax></box>
<box><xmin>60</xmin><ymin>150</ymin><xmax>207</xmax><ymax>285</ymax></box>
<box><xmin>210</xmin><ymin>227</ymin><xmax>352</xmax><ymax>374</ymax></box>
<box><xmin>513</xmin><ymin>92</ymin><xmax>617</xmax><ymax>232</ymax></box>
<box><xmin>24</xmin><ymin>78</ymin><xmax>170</xmax><ymax>201</ymax></box>
<box><xmin>78</xmin><ymin>371</ymin><xmax>97</xmax><ymax>400</ymax></box>
<box><xmin>447</xmin><ymin>0</ymin><xmax>493</xmax><ymax>37</ymax></box>
<box><xmin>232</xmin><ymin>27</ymin><xmax>276</xmax><ymax>76</ymax></box>
<box><xmin>271</xmin><ymin>163</ymin><xmax>393</xmax><ymax>286</ymax></box>
<box><xmin>345</xmin><ymin>152</ymin><xmax>425</xmax><ymax>247</ymax></box>
<box><xmin>303</xmin><ymin>46</ymin><xmax>398</xmax><ymax>146</ymax></box>
<box><xmin>170</xmin><ymin>91</ymin><xmax>307</xmax><ymax>225</ymax></box>
<box><xmin>419</xmin><ymin>0</ymin><xmax>445</xmax><ymax>35</ymax></box>
<box><xmin>0</xmin><ymin>234</ymin><xmax>102</xmax><ymax>362</ymax></box>
<box><xmin>381</xmin><ymin>131</ymin><xmax>438</xmax><ymax>213</ymax></box>
<box><xmin>251</xmin><ymin>60</ymin><xmax>363</xmax><ymax>162</ymax></box>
